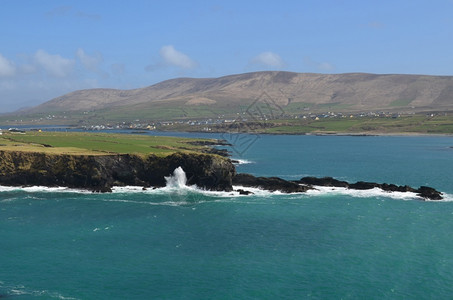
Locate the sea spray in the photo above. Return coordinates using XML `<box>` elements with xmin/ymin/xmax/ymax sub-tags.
<box><xmin>164</xmin><ymin>166</ymin><xmax>188</xmax><ymax>188</ymax></box>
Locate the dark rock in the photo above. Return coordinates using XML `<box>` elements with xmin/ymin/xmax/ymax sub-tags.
<box><xmin>349</xmin><ymin>181</ymin><xmax>380</xmax><ymax>190</ymax></box>
<box><xmin>91</xmin><ymin>186</ymin><xmax>112</xmax><ymax>193</ymax></box>
<box><xmin>296</xmin><ymin>175</ymin><xmax>442</xmax><ymax>200</ymax></box>
<box><xmin>380</xmin><ymin>183</ymin><xmax>415</xmax><ymax>193</ymax></box>
<box><xmin>201</xmin><ymin>147</ymin><xmax>230</xmax><ymax>157</ymax></box>
<box><xmin>298</xmin><ymin>176</ymin><xmax>349</xmax><ymax>188</ymax></box>
<box><xmin>233</xmin><ymin>173</ymin><xmax>311</xmax><ymax>193</ymax></box>
<box><xmin>416</xmin><ymin>186</ymin><xmax>443</xmax><ymax>200</ymax></box>
<box><xmin>237</xmin><ymin>189</ymin><xmax>254</xmax><ymax>195</ymax></box>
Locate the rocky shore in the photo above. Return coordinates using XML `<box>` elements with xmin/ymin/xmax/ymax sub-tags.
<box><xmin>0</xmin><ymin>150</ymin><xmax>235</xmax><ymax>193</ymax></box>
<box><xmin>232</xmin><ymin>174</ymin><xmax>443</xmax><ymax>200</ymax></box>
<box><xmin>0</xmin><ymin>149</ymin><xmax>443</xmax><ymax>200</ymax></box>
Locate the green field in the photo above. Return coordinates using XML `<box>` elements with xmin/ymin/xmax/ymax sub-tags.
<box><xmin>0</xmin><ymin>132</ymin><xmax>215</xmax><ymax>156</ymax></box>
<box><xmin>264</xmin><ymin>115</ymin><xmax>453</xmax><ymax>134</ymax></box>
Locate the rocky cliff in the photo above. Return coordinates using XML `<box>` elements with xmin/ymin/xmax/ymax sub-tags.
<box><xmin>0</xmin><ymin>150</ymin><xmax>443</xmax><ymax>200</ymax></box>
<box><xmin>0</xmin><ymin>151</ymin><xmax>235</xmax><ymax>192</ymax></box>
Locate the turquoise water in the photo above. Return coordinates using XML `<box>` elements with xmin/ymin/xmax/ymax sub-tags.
<box><xmin>1</xmin><ymin>134</ymin><xmax>453</xmax><ymax>299</ymax></box>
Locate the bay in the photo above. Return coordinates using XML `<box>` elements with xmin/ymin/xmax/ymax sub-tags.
<box><xmin>1</xmin><ymin>133</ymin><xmax>453</xmax><ymax>299</ymax></box>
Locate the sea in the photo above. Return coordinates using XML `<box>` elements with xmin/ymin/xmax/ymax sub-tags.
<box><xmin>1</xmin><ymin>129</ymin><xmax>453</xmax><ymax>299</ymax></box>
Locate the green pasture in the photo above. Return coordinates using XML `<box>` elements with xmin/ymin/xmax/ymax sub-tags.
<box><xmin>265</xmin><ymin>115</ymin><xmax>453</xmax><ymax>134</ymax></box>
<box><xmin>0</xmin><ymin>132</ymin><xmax>213</xmax><ymax>156</ymax></box>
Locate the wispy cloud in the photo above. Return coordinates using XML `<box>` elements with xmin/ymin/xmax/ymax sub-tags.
<box><xmin>34</xmin><ymin>49</ymin><xmax>75</xmax><ymax>77</ymax></box>
<box><xmin>251</xmin><ymin>51</ymin><xmax>285</xmax><ymax>68</ymax></box>
<box><xmin>145</xmin><ymin>45</ymin><xmax>197</xmax><ymax>71</ymax></box>
<box><xmin>75</xmin><ymin>11</ymin><xmax>102</xmax><ymax>21</ymax></box>
<box><xmin>76</xmin><ymin>48</ymin><xmax>103</xmax><ymax>72</ymax></box>
<box><xmin>160</xmin><ymin>45</ymin><xmax>197</xmax><ymax>69</ymax></box>
<box><xmin>0</xmin><ymin>53</ymin><xmax>16</xmax><ymax>77</ymax></box>
<box><xmin>45</xmin><ymin>6</ymin><xmax>72</xmax><ymax>18</ymax></box>
<box><xmin>45</xmin><ymin>6</ymin><xmax>101</xmax><ymax>21</ymax></box>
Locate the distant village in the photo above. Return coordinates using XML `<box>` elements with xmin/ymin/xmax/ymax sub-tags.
<box><xmin>3</xmin><ymin>110</ymin><xmax>444</xmax><ymax>133</ymax></box>
<box><xmin>78</xmin><ymin>110</ymin><xmax>413</xmax><ymax>132</ymax></box>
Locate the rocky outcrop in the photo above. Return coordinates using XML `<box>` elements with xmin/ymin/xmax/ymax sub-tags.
<box><xmin>0</xmin><ymin>150</ymin><xmax>235</xmax><ymax>192</ymax></box>
<box><xmin>0</xmin><ymin>150</ymin><xmax>443</xmax><ymax>200</ymax></box>
<box><xmin>231</xmin><ymin>174</ymin><xmax>443</xmax><ymax>200</ymax></box>
<box><xmin>296</xmin><ymin>176</ymin><xmax>349</xmax><ymax>188</ymax></box>
<box><xmin>416</xmin><ymin>186</ymin><xmax>443</xmax><ymax>200</ymax></box>
<box><xmin>233</xmin><ymin>173</ymin><xmax>311</xmax><ymax>193</ymax></box>
<box><xmin>297</xmin><ymin>176</ymin><xmax>443</xmax><ymax>200</ymax></box>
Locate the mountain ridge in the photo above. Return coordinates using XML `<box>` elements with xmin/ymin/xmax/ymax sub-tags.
<box><xmin>20</xmin><ymin>71</ymin><xmax>453</xmax><ymax>119</ymax></box>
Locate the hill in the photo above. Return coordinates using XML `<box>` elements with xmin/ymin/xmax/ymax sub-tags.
<box><xmin>9</xmin><ymin>71</ymin><xmax>453</xmax><ymax>123</ymax></box>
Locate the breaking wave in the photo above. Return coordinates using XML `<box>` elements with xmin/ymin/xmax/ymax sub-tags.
<box><xmin>232</xmin><ymin>159</ymin><xmax>254</xmax><ymax>165</ymax></box>
<box><xmin>0</xmin><ymin>281</ymin><xmax>78</xmax><ymax>299</ymax></box>
<box><xmin>0</xmin><ymin>167</ymin><xmax>451</xmax><ymax>202</ymax></box>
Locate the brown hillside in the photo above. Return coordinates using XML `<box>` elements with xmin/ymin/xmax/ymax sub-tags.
<box><xmin>26</xmin><ymin>71</ymin><xmax>453</xmax><ymax>114</ymax></box>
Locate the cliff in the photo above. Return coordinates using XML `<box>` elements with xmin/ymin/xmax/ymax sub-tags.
<box><xmin>0</xmin><ymin>149</ymin><xmax>443</xmax><ymax>200</ymax></box>
<box><xmin>0</xmin><ymin>150</ymin><xmax>235</xmax><ymax>192</ymax></box>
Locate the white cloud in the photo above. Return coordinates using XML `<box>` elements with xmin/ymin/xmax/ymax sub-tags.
<box><xmin>34</xmin><ymin>49</ymin><xmax>75</xmax><ymax>77</ymax></box>
<box><xmin>252</xmin><ymin>51</ymin><xmax>285</xmax><ymax>68</ymax></box>
<box><xmin>160</xmin><ymin>45</ymin><xmax>197</xmax><ymax>69</ymax></box>
<box><xmin>0</xmin><ymin>53</ymin><xmax>16</xmax><ymax>77</ymax></box>
<box><xmin>76</xmin><ymin>48</ymin><xmax>103</xmax><ymax>72</ymax></box>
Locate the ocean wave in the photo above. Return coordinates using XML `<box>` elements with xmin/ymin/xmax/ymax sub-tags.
<box><xmin>232</xmin><ymin>158</ymin><xmax>254</xmax><ymax>165</ymax></box>
<box><xmin>426</xmin><ymin>193</ymin><xmax>453</xmax><ymax>202</ymax></box>
<box><xmin>0</xmin><ymin>282</ymin><xmax>78</xmax><ymax>299</ymax></box>
<box><xmin>0</xmin><ymin>184</ymin><xmax>451</xmax><ymax>202</ymax></box>
<box><xmin>0</xmin><ymin>185</ymin><xmax>91</xmax><ymax>194</ymax></box>
<box><xmin>306</xmin><ymin>186</ymin><xmax>422</xmax><ymax>201</ymax></box>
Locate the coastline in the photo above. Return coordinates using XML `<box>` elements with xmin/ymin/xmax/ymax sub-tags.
<box><xmin>0</xmin><ymin>130</ymin><xmax>447</xmax><ymax>200</ymax></box>
<box><xmin>156</xmin><ymin>128</ymin><xmax>453</xmax><ymax>137</ymax></box>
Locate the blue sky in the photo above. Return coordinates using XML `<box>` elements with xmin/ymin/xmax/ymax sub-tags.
<box><xmin>1</xmin><ymin>0</ymin><xmax>452</xmax><ymax>112</ymax></box>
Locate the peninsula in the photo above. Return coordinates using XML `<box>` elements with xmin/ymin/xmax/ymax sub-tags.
<box><xmin>0</xmin><ymin>131</ymin><xmax>443</xmax><ymax>200</ymax></box>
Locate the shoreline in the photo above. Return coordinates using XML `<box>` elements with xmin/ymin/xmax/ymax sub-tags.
<box><xmin>2</xmin><ymin>123</ymin><xmax>453</xmax><ymax>137</ymax></box>
<box><xmin>152</xmin><ymin>127</ymin><xmax>453</xmax><ymax>137</ymax></box>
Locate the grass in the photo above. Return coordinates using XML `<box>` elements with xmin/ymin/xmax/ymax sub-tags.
<box><xmin>389</xmin><ymin>99</ymin><xmax>413</xmax><ymax>107</ymax></box>
<box><xmin>0</xmin><ymin>132</ymin><xmax>215</xmax><ymax>156</ymax></box>
<box><xmin>262</xmin><ymin>115</ymin><xmax>453</xmax><ymax>134</ymax></box>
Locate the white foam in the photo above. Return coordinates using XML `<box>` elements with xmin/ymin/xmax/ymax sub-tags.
<box><xmin>164</xmin><ymin>166</ymin><xmax>187</xmax><ymax>188</ymax></box>
<box><xmin>0</xmin><ymin>178</ymin><xmax>450</xmax><ymax>203</ymax></box>
<box><xmin>306</xmin><ymin>186</ymin><xmax>423</xmax><ymax>201</ymax></box>
<box><xmin>232</xmin><ymin>159</ymin><xmax>254</xmax><ymax>165</ymax></box>
<box><xmin>232</xmin><ymin>185</ymin><xmax>289</xmax><ymax>197</ymax></box>
<box><xmin>2</xmin><ymin>283</ymin><xmax>79</xmax><ymax>300</ymax></box>
<box><xmin>0</xmin><ymin>185</ymin><xmax>90</xmax><ymax>194</ymax></box>
<box><xmin>425</xmin><ymin>193</ymin><xmax>453</xmax><ymax>202</ymax></box>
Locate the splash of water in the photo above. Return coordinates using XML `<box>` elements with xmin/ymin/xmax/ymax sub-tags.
<box><xmin>164</xmin><ymin>166</ymin><xmax>187</xmax><ymax>188</ymax></box>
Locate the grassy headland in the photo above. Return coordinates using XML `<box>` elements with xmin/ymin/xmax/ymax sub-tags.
<box><xmin>0</xmin><ymin>131</ymin><xmax>218</xmax><ymax>156</ymax></box>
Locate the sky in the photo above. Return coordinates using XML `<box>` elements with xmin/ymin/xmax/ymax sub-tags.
<box><xmin>1</xmin><ymin>0</ymin><xmax>453</xmax><ymax>112</ymax></box>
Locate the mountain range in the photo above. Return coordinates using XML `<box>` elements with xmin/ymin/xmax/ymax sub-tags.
<box><xmin>19</xmin><ymin>71</ymin><xmax>453</xmax><ymax>121</ymax></box>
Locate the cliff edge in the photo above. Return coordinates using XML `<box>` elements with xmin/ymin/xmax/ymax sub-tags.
<box><xmin>0</xmin><ymin>150</ymin><xmax>236</xmax><ymax>192</ymax></box>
